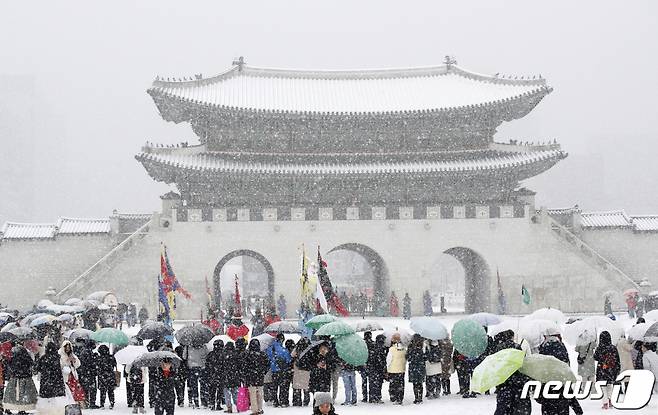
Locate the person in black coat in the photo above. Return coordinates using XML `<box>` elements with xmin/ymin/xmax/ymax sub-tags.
<box><xmin>493</xmin><ymin>330</ymin><xmax>519</xmax><ymax>354</ymax></box>
<box><xmin>536</xmin><ymin>388</ymin><xmax>583</xmax><ymax>415</ymax></box>
<box><xmin>493</xmin><ymin>371</ymin><xmax>532</xmax><ymax>415</ymax></box>
<box><xmin>153</xmin><ymin>359</ymin><xmax>177</xmax><ymax>415</ymax></box>
<box><xmin>97</xmin><ymin>345</ymin><xmax>117</xmax><ymax>409</ymax></box>
<box><xmin>36</xmin><ymin>342</ymin><xmax>66</xmax><ymax>399</ymax></box>
<box><xmin>173</xmin><ymin>346</ymin><xmax>187</xmax><ymax>407</ymax></box>
<box><xmin>244</xmin><ymin>339</ymin><xmax>270</xmax><ymax>415</ymax></box>
<box><xmin>594</xmin><ymin>331</ymin><xmax>621</xmax><ymax>409</ymax></box>
<box><xmin>368</xmin><ymin>335</ymin><xmax>387</xmax><ymax>403</ymax></box>
<box><xmin>222</xmin><ymin>342</ymin><xmax>241</xmax><ymax>412</ymax></box>
<box><xmin>539</xmin><ymin>333</ymin><xmax>570</xmax><ymax>365</ymax></box>
<box><xmin>74</xmin><ymin>338</ymin><xmax>98</xmax><ymax>409</ymax></box>
<box><xmin>279</xmin><ymin>339</ymin><xmax>295</xmax><ymax>407</ymax></box>
<box><xmin>358</xmin><ymin>332</ymin><xmax>373</xmax><ymax>403</ymax></box>
<box><xmin>406</xmin><ymin>334</ymin><xmax>426</xmax><ymax>404</ymax></box>
<box><xmin>309</xmin><ymin>343</ymin><xmax>333</xmax><ymax>394</ymax></box>
<box><xmin>205</xmin><ymin>340</ymin><xmax>224</xmax><ymax>410</ymax></box>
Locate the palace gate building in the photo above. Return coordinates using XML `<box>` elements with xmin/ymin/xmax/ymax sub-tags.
<box><xmin>1</xmin><ymin>58</ymin><xmax>653</xmax><ymax>317</ymax></box>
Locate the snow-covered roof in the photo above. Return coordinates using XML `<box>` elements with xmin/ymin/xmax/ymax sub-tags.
<box><xmin>57</xmin><ymin>217</ymin><xmax>111</xmax><ymax>234</ymax></box>
<box><xmin>630</xmin><ymin>215</ymin><xmax>658</xmax><ymax>232</ymax></box>
<box><xmin>150</xmin><ymin>63</ymin><xmax>550</xmax><ymax>115</ymax></box>
<box><xmin>580</xmin><ymin>211</ymin><xmax>633</xmax><ymax>228</ymax></box>
<box><xmin>136</xmin><ymin>148</ymin><xmax>565</xmax><ymax>176</ymax></box>
<box><xmin>0</xmin><ymin>222</ymin><xmax>58</xmax><ymax>239</ymax></box>
<box><xmin>1</xmin><ymin>217</ymin><xmax>110</xmax><ymax>241</ymax></box>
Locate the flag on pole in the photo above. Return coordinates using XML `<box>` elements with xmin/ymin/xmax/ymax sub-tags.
<box><xmin>234</xmin><ymin>274</ymin><xmax>241</xmax><ymax>309</ymax></box>
<box><xmin>315</xmin><ymin>276</ymin><xmax>329</xmax><ymax>314</ymax></box>
<box><xmin>496</xmin><ymin>268</ymin><xmax>507</xmax><ymax>315</ymax></box>
<box><xmin>299</xmin><ymin>245</ymin><xmax>315</xmax><ymax>309</ymax></box>
<box><xmin>160</xmin><ymin>245</ymin><xmax>192</xmax><ymax>300</ymax></box>
<box><xmin>521</xmin><ymin>284</ymin><xmax>531</xmax><ymax>305</ymax></box>
<box><xmin>158</xmin><ymin>274</ymin><xmax>171</xmax><ymax>319</ymax></box>
<box><xmin>205</xmin><ymin>275</ymin><xmax>214</xmax><ymax>308</ymax></box>
<box><xmin>317</xmin><ymin>247</ymin><xmax>350</xmax><ymax>316</ymax></box>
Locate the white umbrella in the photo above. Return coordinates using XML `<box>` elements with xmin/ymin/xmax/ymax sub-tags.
<box><xmin>628</xmin><ymin>323</ymin><xmax>651</xmax><ymax>342</ymax></box>
<box><xmin>253</xmin><ymin>333</ymin><xmax>276</xmax><ymax>351</ymax></box>
<box><xmin>525</xmin><ymin>308</ymin><xmax>567</xmax><ymax>325</ymax></box>
<box><xmin>564</xmin><ymin>316</ymin><xmax>622</xmax><ymax>346</ymax></box>
<box><xmin>114</xmin><ymin>345</ymin><xmax>149</xmax><ymax>365</ymax></box>
<box><xmin>383</xmin><ymin>327</ymin><xmax>414</xmax><ymax>346</ymax></box>
<box><xmin>643</xmin><ymin>310</ymin><xmax>658</xmax><ymax>321</ymax></box>
<box><xmin>519</xmin><ymin>319</ymin><xmax>560</xmax><ymax>350</ymax></box>
<box><xmin>469</xmin><ymin>313</ymin><xmax>502</xmax><ymax>327</ymax></box>
<box><xmin>64</xmin><ymin>298</ymin><xmax>83</xmax><ymax>306</ymax></box>
<box><xmin>351</xmin><ymin>320</ymin><xmax>384</xmax><ymax>332</ymax></box>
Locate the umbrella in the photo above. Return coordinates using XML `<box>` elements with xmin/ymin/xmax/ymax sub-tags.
<box><xmin>264</xmin><ymin>321</ymin><xmax>301</xmax><ymax>334</ymax></box>
<box><xmin>0</xmin><ymin>332</ymin><xmax>17</xmax><ymax>343</ymax></box>
<box><xmin>642</xmin><ymin>322</ymin><xmax>658</xmax><ymax>342</ymax></box>
<box><xmin>644</xmin><ymin>310</ymin><xmax>658</xmax><ymax>321</ymax></box>
<box><xmin>469</xmin><ymin>313</ymin><xmax>502</xmax><ymax>327</ymax></box>
<box><xmin>253</xmin><ymin>333</ymin><xmax>276</xmax><ymax>351</ymax></box>
<box><xmin>0</xmin><ymin>313</ymin><xmax>14</xmax><ymax>326</ymax></box>
<box><xmin>114</xmin><ymin>345</ymin><xmax>149</xmax><ymax>365</ymax></box>
<box><xmin>305</xmin><ymin>314</ymin><xmax>338</xmax><ymax>329</ymax></box>
<box><xmin>488</xmin><ymin>319</ymin><xmax>522</xmax><ymax>338</ymax></box>
<box><xmin>519</xmin><ymin>319</ymin><xmax>561</xmax><ymax>350</ymax></box>
<box><xmin>175</xmin><ymin>324</ymin><xmax>214</xmax><ymax>347</ymax></box>
<box><xmin>565</xmin><ymin>316</ymin><xmax>623</xmax><ymax>345</ymax></box>
<box><xmin>334</xmin><ymin>333</ymin><xmax>368</xmax><ymax>366</ymax></box>
<box><xmin>29</xmin><ymin>315</ymin><xmax>57</xmax><ymax>327</ymax></box>
<box><xmin>519</xmin><ymin>354</ymin><xmax>576</xmax><ymax>383</ymax></box>
<box><xmin>1</xmin><ymin>322</ymin><xmax>18</xmax><ymax>333</ymax></box>
<box><xmin>575</xmin><ymin>329</ymin><xmax>596</xmax><ymax>346</ymax></box>
<box><xmin>351</xmin><ymin>320</ymin><xmax>384</xmax><ymax>332</ymax></box>
<box><xmin>315</xmin><ymin>321</ymin><xmax>356</xmax><ymax>338</ymax></box>
<box><xmin>471</xmin><ymin>348</ymin><xmax>525</xmax><ymax>393</ymax></box>
<box><xmin>409</xmin><ymin>317</ymin><xmax>448</xmax><ymax>341</ymax></box>
<box><xmin>297</xmin><ymin>340</ymin><xmax>329</xmax><ymax>364</ymax></box>
<box><xmin>98</xmin><ymin>304</ymin><xmax>111</xmax><ymax>311</ymax></box>
<box><xmin>66</xmin><ymin>328</ymin><xmax>94</xmax><ymax>342</ymax></box>
<box><xmin>383</xmin><ymin>328</ymin><xmax>414</xmax><ymax>346</ymax></box>
<box><xmin>20</xmin><ymin>313</ymin><xmax>50</xmax><ymax>327</ymax></box>
<box><xmin>9</xmin><ymin>327</ymin><xmax>36</xmax><ymax>340</ymax></box>
<box><xmin>91</xmin><ymin>328</ymin><xmax>130</xmax><ymax>346</ymax></box>
<box><xmin>525</xmin><ymin>308</ymin><xmax>566</xmax><ymax>325</ymax></box>
<box><xmin>137</xmin><ymin>321</ymin><xmax>174</xmax><ymax>339</ymax></box>
<box><xmin>133</xmin><ymin>351</ymin><xmax>182</xmax><ymax>368</ymax></box>
<box><xmin>57</xmin><ymin>314</ymin><xmax>75</xmax><ymax>323</ymax></box>
<box><xmin>624</xmin><ymin>288</ymin><xmax>640</xmax><ymax>298</ymax></box>
<box><xmin>206</xmin><ymin>335</ymin><xmax>234</xmax><ymax>351</ymax></box>
<box><xmin>451</xmin><ymin>319</ymin><xmax>487</xmax><ymax>358</ymax></box>
<box><xmin>628</xmin><ymin>323</ymin><xmax>652</xmax><ymax>342</ymax></box>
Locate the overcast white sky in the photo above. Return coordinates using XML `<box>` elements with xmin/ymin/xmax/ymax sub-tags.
<box><xmin>0</xmin><ymin>0</ymin><xmax>657</xmax><ymax>224</ymax></box>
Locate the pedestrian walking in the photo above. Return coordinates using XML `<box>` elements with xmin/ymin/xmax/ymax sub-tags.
<box><xmin>594</xmin><ymin>331</ymin><xmax>621</xmax><ymax>410</ymax></box>
<box><xmin>128</xmin><ymin>363</ymin><xmax>148</xmax><ymax>413</ymax></box>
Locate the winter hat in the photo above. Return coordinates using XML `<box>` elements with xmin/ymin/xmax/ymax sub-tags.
<box><xmin>314</xmin><ymin>392</ymin><xmax>333</xmax><ymax>407</ymax></box>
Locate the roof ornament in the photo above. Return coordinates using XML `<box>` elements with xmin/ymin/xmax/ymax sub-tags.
<box><xmin>444</xmin><ymin>55</ymin><xmax>457</xmax><ymax>69</ymax></box>
<box><xmin>195</xmin><ymin>73</ymin><xmax>203</xmax><ymax>80</ymax></box>
<box><xmin>232</xmin><ymin>56</ymin><xmax>246</xmax><ymax>71</ymax></box>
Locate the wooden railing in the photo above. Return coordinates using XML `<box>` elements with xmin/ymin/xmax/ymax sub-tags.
<box><xmin>55</xmin><ymin>219</ymin><xmax>152</xmax><ymax>301</ymax></box>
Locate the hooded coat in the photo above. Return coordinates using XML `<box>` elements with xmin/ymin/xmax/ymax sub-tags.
<box><xmin>36</xmin><ymin>343</ymin><xmax>66</xmax><ymax>398</ymax></box>
<box><xmin>206</xmin><ymin>342</ymin><xmax>225</xmax><ymax>385</ymax></box>
<box><xmin>96</xmin><ymin>345</ymin><xmax>117</xmax><ymax>388</ymax></box>
<box><xmin>58</xmin><ymin>340</ymin><xmax>81</xmax><ymax>379</ymax></box>
<box><xmin>406</xmin><ymin>338</ymin><xmax>426</xmax><ymax>384</ymax></box>
<box><xmin>222</xmin><ymin>343</ymin><xmax>241</xmax><ymax>388</ymax></box>
<box><xmin>538</xmin><ymin>335</ymin><xmax>570</xmax><ymax>365</ymax></box>
<box><xmin>309</xmin><ymin>347</ymin><xmax>334</xmax><ymax>393</ymax></box>
<box><xmin>593</xmin><ymin>331</ymin><xmax>620</xmax><ymax>382</ymax></box>
<box><xmin>3</xmin><ymin>345</ymin><xmax>38</xmax><ymax>411</ymax></box>
<box><xmin>244</xmin><ymin>339</ymin><xmax>270</xmax><ymax>387</ymax></box>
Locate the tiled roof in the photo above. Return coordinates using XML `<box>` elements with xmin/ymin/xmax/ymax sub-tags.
<box><xmin>136</xmin><ymin>148</ymin><xmax>565</xmax><ymax>176</ymax></box>
<box><xmin>57</xmin><ymin>218</ymin><xmax>111</xmax><ymax>234</ymax></box>
<box><xmin>630</xmin><ymin>215</ymin><xmax>658</xmax><ymax>232</ymax></box>
<box><xmin>0</xmin><ymin>222</ymin><xmax>57</xmax><ymax>239</ymax></box>
<box><xmin>150</xmin><ymin>64</ymin><xmax>550</xmax><ymax>115</ymax></box>
<box><xmin>580</xmin><ymin>211</ymin><xmax>633</xmax><ymax>228</ymax></box>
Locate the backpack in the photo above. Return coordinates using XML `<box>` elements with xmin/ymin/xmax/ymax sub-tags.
<box><xmin>129</xmin><ymin>365</ymin><xmax>143</xmax><ymax>383</ymax></box>
<box><xmin>601</xmin><ymin>350</ymin><xmax>617</xmax><ymax>370</ymax></box>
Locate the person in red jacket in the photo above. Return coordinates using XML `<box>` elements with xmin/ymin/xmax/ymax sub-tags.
<box><xmin>227</xmin><ymin>314</ymin><xmax>249</xmax><ymax>341</ymax></box>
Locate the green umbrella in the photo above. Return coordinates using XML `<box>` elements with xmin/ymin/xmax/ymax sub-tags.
<box><xmin>451</xmin><ymin>319</ymin><xmax>488</xmax><ymax>358</ymax></box>
<box><xmin>334</xmin><ymin>333</ymin><xmax>368</xmax><ymax>366</ymax></box>
<box><xmin>315</xmin><ymin>321</ymin><xmax>356</xmax><ymax>337</ymax></box>
<box><xmin>519</xmin><ymin>354</ymin><xmax>576</xmax><ymax>383</ymax></box>
<box><xmin>91</xmin><ymin>328</ymin><xmax>129</xmax><ymax>346</ymax></box>
<box><xmin>471</xmin><ymin>349</ymin><xmax>525</xmax><ymax>393</ymax></box>
<box><xmin>305</xmin><ymin>314</ymin><xmax>338</xmax><ymax>330</ymax></box>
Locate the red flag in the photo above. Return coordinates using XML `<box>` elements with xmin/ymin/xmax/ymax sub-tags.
<box><xmin>317</xmin><ymin>247</ymin><xmax>349</xmax><ymax>316</ymax></box>
<box><xmin>234</xmin><ymin>274</ymin><xmax>241</xmax><ymax>308</ymax></box>
<box><xmin>161</xmin><ymin>245</ymin><xmax>192</xmax><ymax>300</ymax></box>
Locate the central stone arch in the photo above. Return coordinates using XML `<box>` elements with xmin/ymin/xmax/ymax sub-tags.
<box><xmin>327</xmin><ymin>243</ymin><xmax>390</xmax><ymax>310</ymax></box>
<box><xmin>213</xmin><ymin>249</ymin><xmax>275</xmax><ymax>310</ymax></box>
<box><xmin>443</xmin><ymin>247</ymin><xmax>491</xmax><ymax>313</ymax></box>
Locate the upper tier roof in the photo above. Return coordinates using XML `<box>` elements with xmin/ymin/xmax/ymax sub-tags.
<box><xmin>150</xmin><ymin>62</ymin><xmax>550</xmax><ymax>115</ymax></box>
<box><xmin>1</xmin><ymin>217</ymin><xmax>110</xmax><ymax>241</ymax></box>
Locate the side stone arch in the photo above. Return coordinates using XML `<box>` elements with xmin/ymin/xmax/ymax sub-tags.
<box><xmin>443</xmin><ymin>246</ymin><xmax>492</xmax><ymax>313</ymax></box>
<box><xmin>213</xmin><ymin>249</ymin><xmax>275</xmax><ymax>309</ymax></box>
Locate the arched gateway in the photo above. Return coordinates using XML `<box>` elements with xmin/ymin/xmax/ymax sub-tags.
<box><xmin>328</xmin><ymin>242</ymin><xmax>390</xmax><ymax>303</ymax></box>
<box><xmin>443</xmin><ymin>247</ymin><xmax>491</xmax><ymax>314</ymax></box>
<box><xmin>213</xmin><ymin>249</ymin><xmax>275</xmax><ymax>309</ymax></box>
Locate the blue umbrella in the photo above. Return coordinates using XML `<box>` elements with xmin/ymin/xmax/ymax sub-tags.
<box><xmin>409</xmin><ymin>317</ymin><xmax>448</xmax><ymax>340</ymax></box>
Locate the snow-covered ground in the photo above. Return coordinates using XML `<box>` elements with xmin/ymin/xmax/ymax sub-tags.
<box><xmin>84</xmin><ymin>313</ymin><xmax>658</xmax><ymax>414</ymax></box>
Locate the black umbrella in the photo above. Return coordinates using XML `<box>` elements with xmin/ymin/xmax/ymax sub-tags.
<box><xmin>296</xmin><ymin>340</ymin><xmax>329</xmax><ymax>370</ymax></box>
<box><xmin>175</xmin><ymin>324</ymin><xmax>214</xmax><ymax>347</ymax></box>
<box><xmin>0</xmin><ymin>332</ymin><xmax>17</xmax><ymax>343</ymax></box>
<box><xmin>9</xmin><ymin>327</ymin><xmax>36</xmax><ymax>341</ymax></box>
<box><xmin>133</xmin><ymin>351</ymin><xmax>182</xmax><ymax>368</ymax></box>
<box><xmin>137</xmin><ymin>321</ymin><xmax>174</xmax><ymax>340</ymax></box>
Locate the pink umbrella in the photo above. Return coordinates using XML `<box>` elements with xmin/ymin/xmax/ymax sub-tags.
<box><xmin>623</xmin><ymin>288</ymin><xmax>639</xmax><ymax>298</ymax></box>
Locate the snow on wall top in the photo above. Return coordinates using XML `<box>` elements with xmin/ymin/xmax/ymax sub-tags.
<box><xmin>57</xmin><ymin>218</ymin><xmax>111</xmax><ymax>234</ymax></box>
<box><xmin>150</xmin><ymin>63</ymin><xmax>549</xmax><ymax>114</ymax></box>
<box><xmin>630</xmin><ymin>215</ymin><xmax>658</xmax><ymax>232</ymax></box>
<box><xmin>580</xmin><ymin>211</ymin><xmax>633</xmax><ymax>228</ymax></box>
<box><xmin>1</xmin><ymin>218</ymin><xmax>110</xmax><ymax>240</ymax></box>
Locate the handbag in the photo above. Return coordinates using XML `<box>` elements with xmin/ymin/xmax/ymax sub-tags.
<box><xmin>236</xmin><ymin>386</ymin><xmax>250</xmax><ymax>412</ymax></box>
<box><xmin>114</xmin><ymin>371</ymin><xmax>122</xmax><ymax>388</ymax></box>
<box><xmin>67</xmin><ymin>374</ymin><xmax>86</xmax><ymax>402</ymax></box>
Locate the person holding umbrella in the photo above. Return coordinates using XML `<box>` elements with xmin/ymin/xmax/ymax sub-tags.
<box><xmin>152</xmin><ymin>358</ymin><xmax>178</xmax><ymax>415</ymax></box>
<box><xmin>74</xmin><ymin>338</ymin><xmax>98</xmax><ymax>408</ymax></box>
<box><xmin>97</xmin><ymin>345</ymin><xmax>117</xmax><ymax>409</ymax></box>
<box><xmin>127</xmin><ymin>362</ymin><xmax>148</xmax><ymax>414</ymax></box>
<box><xmin>594</xmin><ymin>331</ymin><xmax>621</xmax><ymax>410</ymax></box>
